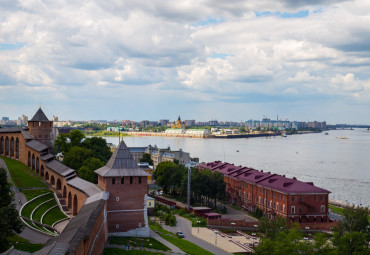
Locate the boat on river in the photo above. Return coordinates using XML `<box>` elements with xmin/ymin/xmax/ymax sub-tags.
<box><xmin>336</xmin><ymin>137</ymin><xmax>349</xmax><ymax>139</ymax></box>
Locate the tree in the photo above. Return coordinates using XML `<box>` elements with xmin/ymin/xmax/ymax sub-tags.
<box><xmin>0</xmin><ymin>168</ymin><xmax>23</xmax><ymax>252</ymax></box>
<box><xmin>79</xmin><ymin>157</ymin><xmax>103</xmax><ymax>184</ymax></box>
<box><xmin>63</xmin><ymin>146</ymin><xmax>92</xmax><ymax>170</ymax></box>
<box><xmin>140</xmin><ymin>153</ymin><xmax>153</xmax><ymax>166</ymax></box>
<box><xmin>258</xmin><ymin>215</ymin><xmax>289</xmax><ymax>240</ymax></box>
<box><xmin>82</xmin><ymin>136</ymin><xmax>112</xmax><ymax>163</ymax></box>
<box><xmin>53</xmin><ymin>129</ymin><xmax>85</xmax><ymax>155</ymax></box>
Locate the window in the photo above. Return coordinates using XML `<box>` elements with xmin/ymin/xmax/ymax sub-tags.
<box><xmin>283</xmin><ymin>205</ymin><xmax>285</xmax><ymax>213</ymax></box>
<box><xmin>259</xmin><ymin>197</ymin><xmax>261</xmax><ymax>204</ymax></box>
<box><xmin>130</xmin><ymin>176</ymin><xmax>133</xmax><ymax>184</ymax></box>
<box><xmin>139</xmin><ymin>176</ymin><xmax>142</xmax><ymax>184</ymax></box>
<box><xmin>270</xmin><ymin>201</ymin><xmax>272</xmax><ymax>208</ymax></box>
<box><xmin>314</xmin><ymin>196</ymin><xmax>317</xmax><ymax>201</ymax></box>
<box><xmin>116</xmin><ymin>196</ymin><xmax>119</xmax><ymax>201</ymax></box>
<box><xmin>291</xmin><ymin>206</ymin><xmax>295</xmax><ymax>214</ymax></box>
<box><xmin>299</xmin><ymin>207</ymin><xmax>302</xmax><ymax>213</ymax></box>
<box><xmin>121</xmin><ymin>177</ymin><xmax>124</xmax><ymax>184</ymax></box>
<box><xmin>292</xmin><ymin>196</ymin><xmax>295</xmax><ymax>202</ymax></box>
<box><xmin>321</xmin><ymin>205</ymin><xmax>325</xmax><ymax>213</ymax></box>
<box><xmin>112</xmin><ymin>178</ymin><xmax>115</xmax><ymax>184</ymax></box>
<box><xmin>276</xmin><ymin>203</ymin><xmax>279</xmax><ymax>210</ymax></box>
<box><xmin>299</xmin><ymin>196</ymin><xmax>302</xmax><ymax>202</ymax></box>
<box><xmin>149</xmin><ymin>202</ymin><xmax>152</xmax><ymax>206</ymax></box>
<box><xmin>313</xmin><ymin>207</ymin><xmax>317</xmax><ymax>213</ymax></box>
<box><xmin>321</xmin><ymin>196</ymin><xmax>324</xmax><ymax>201</ymax></box>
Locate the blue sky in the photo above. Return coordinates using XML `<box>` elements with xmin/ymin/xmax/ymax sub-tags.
<box><xmin>0</xmin><ymin>0</ymin><xmax>370</xmax><ymax>124</ymax></box>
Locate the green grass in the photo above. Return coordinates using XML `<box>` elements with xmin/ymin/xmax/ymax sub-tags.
<box><xmin>21</xmin><ymin>193</ymin><xmax>53</xmax><ymax>218</ymax></box>
<box><xmin>109</xmin><ymin>237</ymin><xmax>169</xmax><ymax>251</ymax></box>
<box><xmin>0</xmin><ymin>156</ymin><xmax>47</xmax><ymax>188</ymax></box>
<box><xmin>149</xmin><ymin>224</ymin><xmax>177</xmax><ymax>237</ymax></box>
<box><xmin>32</xmin><ymin>200</ymin><xmax>57</xmax><ymax>222</ymax></box>
<box><xmin>103</xmin><ymin>248</ymin><xmax>165</xmax><ymax>255</ymax></box>
<box><xmin>329</xmin><ymin>204</ymin><xmax>370</xmax><ymax>221</ymax></box>
<box><xmin>174</xmin><ymin>209</ymin><xmax>207</xmax><ymax>227</ymax></box>
<box><xmin>229</xmin><ymin>204</ymin><xmax>242</xmax><ymax>211</ymax></box>
<box><xmin>149</xmin><ymin>225</ymin><xmax>213</xmax><ymax>255</ymax></box>
<box><xmin>42</xmin><ymin>206</ymin><xmax>68</xmax><ymax>226</ymax></box>
<box><xmin>22</xmin><ymin>189</ymin><xmax>50</xmax><ymax>201</ymax></box>
<box><xmin>7</xmin><ymin>235</ymin><xmax>43</xmax><ymax>253</ymax></box>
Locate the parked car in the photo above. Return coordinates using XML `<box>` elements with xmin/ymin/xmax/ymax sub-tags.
<box><xmin>176</xmin><ymin>231</ymin><xmax>185</xmax><ymax>238</ymax></box>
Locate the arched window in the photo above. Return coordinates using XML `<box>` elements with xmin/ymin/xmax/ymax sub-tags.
<box><xmin>10</xmin><ymin>137</ymin><xmax>14</xmax><ymax>158</ymax></box>
<box><xmin>40</xmin><ymin>165</ymin><xmax>44</xmax><ymax>177</ymax></box>
<box><xmin>0</xmin><ymin>136</ymin><xmax>4</xmax><ymax>154</ymax></box>
<box><xmin>32</xmin><ymin>154</ymin><xmax>35</xmax><ymax>170</ymax></box>
<box><xmin>45</xmin><ymin>172</ymin><xmax>49</xmax><ymax>180</ymax></box>
<box><xmin>63</xmin><ymin>186</ymin><xmax>67</xmax><ymax>198</ymax></box>
<box><xmin>5</xmin><ymin>137</ymin><xmax>9</xmax><ymax>156</ymax></box>
<box><xmin>51</xmin><ymin>175</ymin><xmax>55</xmax><ymax>185</ymax></box>
<box><xmin>73</xmin><ymin>194</ymin><xmax>78</xmax><ymax>215</ymax></box>
<box><xmin>28</xmin><ymin>151</ymin><xmax>31</xmax><ymax>167</ymax></box>
<box><xmin>15</xmin><ymin>138</ymin><xmax>19</xmax><ymax>159</ymax></box>
<box><xmin>68</xmin><ymin>192</ymin><xmax>72</xmax><ymax>209</ymax></box>
<box><xmin>36</xmin><ymin>157</ymin><xmax>40</xmax><ymax>173</ymax></box>
<box><xmin>56</xmin><ymin>179</ymin><xmax>61</xmax><ymax>190</ymax></box>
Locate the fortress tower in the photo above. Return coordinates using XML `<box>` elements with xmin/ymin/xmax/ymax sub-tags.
<box><xmin>95</xmin><ymin>140</ymin><xmax>149</xmax><ymax>237</ymax></box>
<box><xmin>28</xmin><ymin>107</ymin><xmax>53</xmax><ymax>148</ymax></box>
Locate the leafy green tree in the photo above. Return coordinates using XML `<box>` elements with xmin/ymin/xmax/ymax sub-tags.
<box><xmin>82</xmin><ymin>136</ymin><xmax>112</xmax><ymax>163</ymax></box>
<box><xmin>63</xmin><ymin>146</ymin><xmax>92</xmax><ymax>170</ymax></box>
<box><xmin>79</xmin><ymin>157</ymin><xmax>104</xmax><ymax>184</ymax></box>
<box><xmin>53</xmin><ymin>133</ymin><xmax>71</xmax><ymax>154</ymax></box>
<box><xmin>258</xmin><ymin>215</ymin><xmax>289</xmax><ymax>240</ymax></box>
<box><xmin>0</xmin><ymin>168</ymin><xmax>23</xmax><ymax>252</ymax></box>
<box><xmin>140</xmin><ymin>153</ymin><xmax>154</xmax><ymax>166</ymax></box>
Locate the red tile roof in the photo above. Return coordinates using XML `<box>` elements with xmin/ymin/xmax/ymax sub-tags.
<box><xmin>198</xmin><ymin>161</ymin><xmax>330</xmax><ymax>194</ymax></box>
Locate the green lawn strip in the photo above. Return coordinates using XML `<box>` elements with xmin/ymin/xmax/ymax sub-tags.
<box><xmin>42</xmin><ymin>206</ymin><xmax>68</xmax><ymax>226</ymax></box>
<box><xmin>0</xmin><ymin>156</ymin><xmax>47</xmax><ymax>188</ymax></box>
<box><xmin>149</xmin><ymin>224</ymin><xmax>176</xmax><ymax>237</ymax></box>
<box><xmin>21</xmin><ymin>193</ymin><xmax>53</xmax><ymax>218</ymax></box>
<box><xmin>174</xmin><ymin>209</ymin><xmax>207</xmax><ymax>227</ymax></box>
<box><xmin>22</xmin><ymin>189</ymin><xmax>51</xmax><ymax>201</ymax></box>
<box><xmin>32</xmin><ymin>200</ymin><xmax>57</xmax><ymax>222</ymax></box>
<box><xmin>23</xmin><ymin>219</ymin><xmax>49</xmax><ymax>233</ymax></box>
<box><xmin>109</xmin><ymin>237</ymin><xmax>169</xmax><ymax>251</ymax></box>
<box><xmin>103</xmin><ymin>248</ymin><xmax>165</xmax><ymax>255</ymax></box>
<box><xmin>156</xmin><ymin>232</ymin><xmax>213</xmax><ymax>255</ymax></box>
<box><xmin>7</xmin><ymin>235</ymin><xmax>43</xmax><ymax>253</ymax></box>
<box><xmin>329</xmin><ymin>204</ymin><xmax>370</xmax><ymax>221</ymax></box>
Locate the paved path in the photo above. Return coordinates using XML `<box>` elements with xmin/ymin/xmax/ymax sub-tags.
<box><xmin>0</xmin><ymin>158</ymin><xmax>51</xmax><ymax>244</ymax></box>
<box><xmin>163</xmin><ymin>216</ymin><xmax>231</xmax><ymax>255</ymax></box>
<box><xmin>149</xmin><ymin>229</ymin><xmax>185</xmax><ymax>254</ymax></box>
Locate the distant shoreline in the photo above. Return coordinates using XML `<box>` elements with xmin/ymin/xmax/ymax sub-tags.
<box><xmin>84</xmin><ymin>130</ymin><xmax>320</xmax><ymax>139</ymax></box>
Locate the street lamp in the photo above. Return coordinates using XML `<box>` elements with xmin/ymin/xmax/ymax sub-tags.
<box><xmin>214</xmin><ymin>230</ymin><xmax>218</xmax><ymax>245</ymax></box>
<box><xmin>305</xmin><ymin>226</ymin><xmax>310</xmax><ymax>238</ymax></box>
<box><xmin>252</xmin><ymin>233</ymin><xmax>256</xmax><ymax>247</ymax></box>
<box><xmin>231</xmin><ymin>222</ymin><xmax>236</xmax><ymax>232</ymax></box>
<box><xmin>197</xmin><ymin>220</ymin><xmax>201</xmax><ymax>233</ymax></box>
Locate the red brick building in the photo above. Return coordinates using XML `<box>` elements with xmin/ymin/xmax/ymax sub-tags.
<box><xmin>0</xmin><ymin>107</ymin><xmax>149</xmax><ymax>254</ymax></box>
<box><xmin>198</xmin><ymin>161</ymin><xmax>331</xmax><ymax>223</ymax></box>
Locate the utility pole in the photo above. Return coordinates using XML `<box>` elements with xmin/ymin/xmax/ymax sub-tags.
<box><xmin>187</xmin><ymin>166</ymin><xmax>191</xmax><ymax>209</ymax></box>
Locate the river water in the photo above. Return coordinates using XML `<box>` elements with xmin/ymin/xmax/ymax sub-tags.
<box><xmin>101</xmin><ymin>129</ymin><xmax>370</xmax><ymax>207</ymax></box>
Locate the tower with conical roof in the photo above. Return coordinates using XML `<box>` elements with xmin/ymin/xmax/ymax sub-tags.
<box><xmin>28</xmin><ymin>107</ymin><xmax>53</xmax><ymax>148</ymax></box>
<box><xmin>95</xmin><ymin>139</ymin><xmax>149</xmax><ymax>237</ymax></box>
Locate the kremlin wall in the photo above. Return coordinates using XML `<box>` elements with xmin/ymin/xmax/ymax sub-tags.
<box><xmin>0</xmin><ymin>108</ymin><xmax>149</xmax><ymax>255</ymax></box>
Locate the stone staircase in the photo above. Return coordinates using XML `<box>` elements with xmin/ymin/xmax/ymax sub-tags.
<box><xmin>56</xmin><ymin>192</ymin><xmax>71</xmax><ymax>216</ymax></box>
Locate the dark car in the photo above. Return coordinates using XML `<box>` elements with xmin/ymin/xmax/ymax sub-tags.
<box><xmin>176</xmin><ymin>231</ymin><xmax>185</xmax><ymax>238</ymax></box>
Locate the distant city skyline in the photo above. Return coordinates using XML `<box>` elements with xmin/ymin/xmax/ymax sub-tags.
<box><xmin>1</xmin><ymin>1</ymin><xmax>370</xmax><ymax>124</ymax></box>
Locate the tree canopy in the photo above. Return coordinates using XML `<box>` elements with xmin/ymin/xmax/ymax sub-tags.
<box><xmin>54</xmin><ymin>130</ymin><xmax>112</xmax><ymax>184</ymax></box>
<box><xmin>0</xmin><ymin>168</ymin><xmax>23</xmax><ymax>252</ymax></box>
<box><xmin>140</xmin><ymin>153</ymin><xmax>154</xmax><ymax>166</ymax></box>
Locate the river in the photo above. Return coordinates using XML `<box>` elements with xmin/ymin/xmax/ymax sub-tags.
<box><xmin>100</xmin><ymin>129</ymin><xmax>370</xmax><ymax>207</ymax></box>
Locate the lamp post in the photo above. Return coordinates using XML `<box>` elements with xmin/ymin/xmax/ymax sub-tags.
<box><xmin>197</xmin><ymin>220</ymin><xmax>201</xmax><ymax>233</ymax></box>
<box><xmin>214</xmin><ymin>230</ymin><xmax>218</xmax><ymax>245</ymax></box>
<box><xmin>305</xmin><ymin>226</ymin><xmax>310</xmax><ymax>238</ymax></box>
<box><xmin>252</xmin><ymin>233</ymin><xmax>256</xmax><ymax>247</ymax></box>
<box><xmin>231</xmin><ymin>222</ymin><xmax>236</xmax><ymax>233</ymax></box>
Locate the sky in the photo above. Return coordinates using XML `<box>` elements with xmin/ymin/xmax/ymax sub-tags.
<box><xmin>1</xmin><ymin>0</ymin><xmax>370</xmax><ymax>124</ymax></box>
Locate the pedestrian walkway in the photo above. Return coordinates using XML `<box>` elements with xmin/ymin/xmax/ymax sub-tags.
<box><xmin>149</xmin><ymin>229</ymin><xmax>186</xmax><ymax>254</ymax></box>
<box><xmin>0</xmin><ymin>158</ymin><xmax>51</xmax><ymax>244</ymax></box>
<box><xmin>105</xmin><ymin>244</ymin><xmax>186</xmax><ymax>254</ymax></box>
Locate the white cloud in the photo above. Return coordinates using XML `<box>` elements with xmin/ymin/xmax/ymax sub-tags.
<box><xmin>288</xmin><ymin>71</ymin><xmax>321</xmax><ymax>82</ymax></box>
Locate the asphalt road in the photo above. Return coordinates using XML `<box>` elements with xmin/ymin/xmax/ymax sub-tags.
<box><xmin>163</xmin><ymin>216</ymin><xmax>231</xmax><ymax>255</ymax></box>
